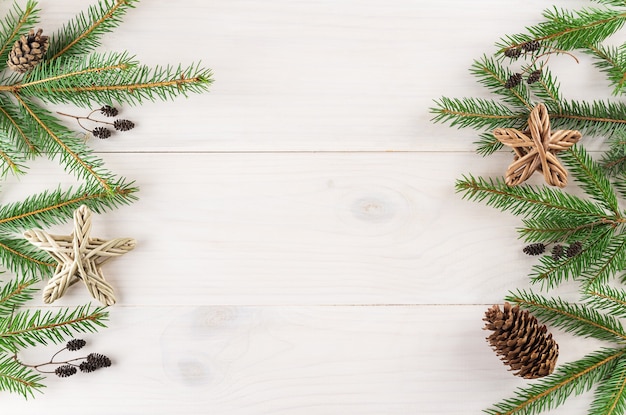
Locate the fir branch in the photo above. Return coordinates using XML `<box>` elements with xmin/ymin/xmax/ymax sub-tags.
<box><xmin>580</xmin><ymin>232</ymin><xmax>626</xmax><ymax>289</ymax></box>
<box><xmin>470</xmin><ymin>56</ymin><xmax>532</xmax><ymax>110</ymax></box>
<box><xmin>15</xmin><ymin>95</ymin><xmax>115</xmax><ymax>191</ymax></box>
<box><xmin>0</xmin><ymin>277</ymin><xmax>36</xmax><ymax>318</ymax></box>
<box><xmin>505</xmin><ymin>7</ymin><xmax>626</xmax><ymax>51</ymax></box>
<box><xmin>0</xmin><ymin>305</ymin><xmax>108</xmax><ymax>354</ymax></box>
<box><xmin>584</xmin><ymin>285</ymin><xmax>626</xmax><ymax>318</ymax></box>
<box><xmin>527</xmin><ymin>66</ymin><xmax>562</xmax><ymax>112</ymax></box>
<box><xmin>456</xmin><ymin>175</ymin><xmax>609</xmax><ymax>220</ymax></box>
<box><xmin>19</xmin><ymin>61</ymin><xmax>213</xmax><ymax>107</ymax></box>
<box><xmin>507</xmin><ymin>290</ymin><xmax>626</xmax><ymax>342</ymax></box>
<box><xmin>430</xmin><ymin>97</ymin><xmax>524</xmax><ymax>131</ymax></box>
<box><xmin>473</xmin><ymin>132</ymin><xmax>503</xmax><ymax>156</ymax></box>
<box><xmin>613</xmin><ymin>172</ymin><xmax>626</xmax><ymax>200</ymax></box>
<box><xmin>586</xmin><ymin>43</ymin><xmax>626</xmax><ymax>95</ymax></box>
<box><xmin>551</xmin><ymin>100</ymin><xmax>626</xmax><ymax>138</ymax></box>
<box><xmin>0</xmin><ymin>180</ymin><xmax>137</xmax><ymax>235</ymax></box>
<box><xmin>530</xmin><ymin>227</ymin><xmax>614</xmax><ymax>288</ymax></box>
<box><xmin>0</xmin><ymin>354</ymin><xmax>44</xmax><ymax>399</ymax></box>
<box><xmin>485</xmin><ymin>348</ymin><xmax>625</xmax><ymax>415</ymax></box>
<box><xmin>13</xmin><ymin>51</ymin><xmax>136</xmax><ymax>98</ymax></box>
<box><xmin>0</xmin><ymin>234</ymin><xmax>55</xmax><ymax>279</ymax></box>
<box><xmin>0</xmin><ymin>94</ymin><xmax>38</xmax><ymax>155</ymax></box>
<box><xmin>602</xmin><ymin>136</ymin><xmax>626</xmax><ymax>175</ymax></box>
<box><xmin>560</xmin><ymin>145</ymin><xmax>620</xmax><ymax>216</ymax></box>
<box><xmin>591</xmin><ymin>0</ymin><xmax>626</xmax><ymax>6</ymax></box>
<box><xmin>0</xmin><ymin>0</ymin><xmax>38</xmax><ymax>73</ymax></box>
<box><xmin>47</xmin><ymin>0</ymin><xmax>138</xmax><ymax>60</ymax></box>
<box><xmin>519</xmin><ymin>215</ymin><xmax>606</xmax><ymax>243</ymax></box>
<box><xmin>589</xmin><ymin>355</ymin><xmax>626</xmax><ymax>415</ymax></box>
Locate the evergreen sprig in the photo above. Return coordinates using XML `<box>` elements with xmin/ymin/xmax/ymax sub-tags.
<box><xmin>0</xmin><ymin>0</ymin><xmax>212</xmax><ymax>399</ymax></box>
<box><xmin>485</xmin><ymin>347</ymin><xmax>625</xmax><ymax>415</ymax></box>
<box><xmin>457</xmin><ymin>145</ymin><xmax>626</xmax><ymax>291</ymax></box>
<box><xmin>0</xmin><ymin>0</ymin><xmax>211</xmax><ymax>280</ymax></box>
<box><xmin>431</xmin><ymin>1</ymin><xmax>626</xmax><ymax>413</ymax></box>
<box><xmin>0</xmin><ymin>354</ymin><xmax>44</xmax><ymax>398</ymax></box>
<box><xmin>0</xmin><ymin>280</ymin><xmax>108</xmax><ymax>397</ymax></box>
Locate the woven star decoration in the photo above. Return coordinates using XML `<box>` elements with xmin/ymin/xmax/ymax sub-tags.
<box><xmin>24</xmin><ymin>205</ymin><xmax>136</xmax><ymax>306</ymax></box>
<box><xmin>493</xmin><ymin>103</ymin><xmax>581</xmax><ymax>187</ymax></box>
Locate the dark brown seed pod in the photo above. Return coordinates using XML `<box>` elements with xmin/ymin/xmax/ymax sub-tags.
<box><xmin>100</xmin><ymin>105</ymin><xmax>119</xmax><ymax>117</ymax></box>
<box><xmin>566</xmin><ymin>241</ymin><xmax>583</xmax><ymax>257</ymax></box>
<box><xmin>504</xmin><ymin>48</ymin><xmax>522</xmax><ymax>59</ymax></box>
<box><xmin>113</xmin><ymin>119</ymin><xmax>134</xmax><ymax>132</ymax></box>
<box><xmin>505</xmin><ymin>73</ymin><xmax>523</xmax><ymax>89</ymax></box>
<box><xmin>92</xmin><ymin>127</ymin><xmax>112</xmax><ymax>139</ymax></box>
<box><xmin>527</xmin><ymin>69</ymin><xmax>542</xmax><ymax>84</ymax></box>
<box><xmin>551</xmin><ymin>244</ymin><xmax>565</xmax><ymax>260</ymax></box>
<box><xmin>521</xmin><ymin>40</ymin><xmax>541</xmax><ymax>52</ymax></box>
<box><xmin>523</xmin><ymin>243</ymin><xmax>545</xmax><ymax>256</ymax></box>
<box><xmin>66</xmin><ymin>339</ymin><xmax>86</xmax><ymax>351</ymax></box>
<box><xmin>55</xmin><ymin>365</ymin><xmax>77</xmax><ymax>378</ymax></box>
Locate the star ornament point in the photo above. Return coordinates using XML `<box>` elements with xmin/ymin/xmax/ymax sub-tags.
<box><xmin>24</xmin><ymin>205</ymin><xmax>136</xmax><ymax>306</ymax></box>
<box><xmin>494</xmin><ymin>103</ymin><xmax>581</xmax><ymax>188</ymax></box>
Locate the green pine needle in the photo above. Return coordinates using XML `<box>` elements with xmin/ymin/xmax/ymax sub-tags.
<box><xmin>0</xmin><ymin>354</ymin><xmax>44</xmax><ymax>399</ymax></box>
<box><xmin>435</xmin><ymin>1</ymin><xmax>626</xmax><ymax>413</ymax></box>
<box><xmin>589</xmin><ymin>355</ymin><xmax>626</xmax><ymax>415</ymax></box>
<box><xmin>46</xmin><ymin>0</ymin><xmax>138</xmax><ymax>60</ymax></box>
<box><xmin>0</xmin><ymin>0</ymin><xmax>212</xmax><ymax>399</ymax></box>
<box><xmin>484</xmin><ymin>348</ymin><xmax>625</xmax><ymax>415</ymax></box>
<box><xmin>0</xmin><ymin>304</ymin><xmax>108</xmax><ymax>354</ymax></box>
<box><xmin>583</xmin><ymin>285</ymin><xmax>626</xmax><ymax>318</ymax></box>
<box><xmin>507</xmin><ymin>290</ymin><xmax>626</xmax><ymax>342</ymax></box>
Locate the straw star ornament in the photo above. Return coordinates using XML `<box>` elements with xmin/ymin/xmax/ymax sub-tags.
<box><xmin>494</xmin><ymin>103</ymin><xmax>581</xmax><ymax>187</ymax></box>
<box><xmin>24</xmin><ymin>205</ymin><xmax>136</xmax><ymax>306</ymax></box>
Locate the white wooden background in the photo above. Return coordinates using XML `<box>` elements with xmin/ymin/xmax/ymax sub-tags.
<box><xmin>1</xmin><ymin>0</ymin><xmax>619</xmax><ymax>413</ymax></box>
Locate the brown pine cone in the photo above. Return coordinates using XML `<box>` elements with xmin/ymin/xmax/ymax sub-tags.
<box><xmin>7</xmin><ymin>29</ymin><xmax>49</xmax><ymax>73</ymax></box>
<box><xmin>483</xmin><ymin>302</ymin><xmax>558</xmax><ymax>379</ymax></box>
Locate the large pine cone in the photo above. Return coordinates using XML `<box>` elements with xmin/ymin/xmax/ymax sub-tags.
<box><xmin>483</xmin><ymin>302</ymin><xmax>558</xmax><ymax>379</ymax></box>
<box><xmin>7</xmin><ymin>29</ymin><xmax>49</xmax><ymax>73</ymax></box>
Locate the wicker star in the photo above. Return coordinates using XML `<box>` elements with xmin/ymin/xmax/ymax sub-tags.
<box><xmin>23</xmin><ymin>205</ymin><xmax>136</xmax><ymax>306</ymax></box>
<box><xmin>494</xmin><ymin>103</ymin><xmax>581</xmax><ymax>187</ymax></box>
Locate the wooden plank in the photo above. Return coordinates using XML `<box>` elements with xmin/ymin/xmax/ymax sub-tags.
<box><xmin>4</xmin><ymin>305</ymin><xmax>598</xmax><ymax>414</ymax></box>
<box><xmin>37</xmin><ymin>0</ymin><xmax>607</xmax><ymax>153</ymax></box>
<box><xmin>0</xmin><ymin>151</ymin><xmax>583</xmax><ymax>306</ymax></box>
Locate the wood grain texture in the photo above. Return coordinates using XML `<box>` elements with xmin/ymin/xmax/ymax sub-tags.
<box><xmin>0</xmin><ymin>0</ymin><xmax>610</xmax><ymax>413</ymax></box>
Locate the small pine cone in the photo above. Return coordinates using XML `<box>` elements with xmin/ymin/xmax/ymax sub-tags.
<box><xmin>527</xmin><ymin>69</ymin><xmax>542</xmax><ymax>84</ymax></box>
<box><xmin>551</xmin><ymin>244</ymin><xmax>565</xmax><ymax>260</ymax></box>
<box><xmin>87</xmin><ymin>353</ymin><xmax>112</xmax><ymax>368</ymax></box>
<box><xmin>566</xmin><ymin>241</ymin><xmax>583</xmax><ymax>257</ymax></box>
<box><xmin>484</xmin><ymin>302</ymin><xmax>558</xmax><ymax>379</ymax></box>
<box><xmin>113</xmin><ymin>119</ymin><xmax>134</xmax><ymax>132</ymax></box>
<box><xmin>523</xmin><ymin>243</ymin><xmax>545</xmax><ymax>256</ymax></box>
<box><xmin>100</xmin><ymin>105</ymin><xmax>119</xmax><ymax>117</ymax></box>
<box><xmin>7</xmin><ymin>29</ymin><xmax>49</xmax><ymax>73</ymax></box>
<box><xmin>55</xmin><ymin>365</ymin><xmax>77</xmax><ymax>378</ymax></box>
<box><xmin>79</xmin><ymin>361</ymin><xmax>98</xmax><ymax>373</ymax></box>
<box><xmin>92</xmin><ymin>127</ymin><xmax>111</xmax><ymax>139</ymax></box>
<box><xmin>505</xmin><ymin>73</ymin><xmax>523</xmax><ymax>89</ymax></box>
<box><xmin>66</xmin><ymin>339</ymin><xmax>86</xmax><ymax>351</ymax></box>
<box><xmin>521</xmin><ymin>40</ymin><xmax>541</xmax><ymax>52</ymax></box>
<box><xmin>504</xmin><ymin>48</ymin><xmax>522</xmax><ymax>59</ymax></box>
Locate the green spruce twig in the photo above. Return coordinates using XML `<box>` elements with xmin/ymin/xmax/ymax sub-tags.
<box><xmin>0</xmin><ymin>0</ymin><xmax>212</xmax><ymax>399</ymax></box>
